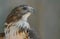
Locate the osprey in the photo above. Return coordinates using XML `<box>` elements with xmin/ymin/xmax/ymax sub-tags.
<box><xmin>4</xmin><ymin>5</ymin><xmax>39</xmax><ymax>39</ymax></box>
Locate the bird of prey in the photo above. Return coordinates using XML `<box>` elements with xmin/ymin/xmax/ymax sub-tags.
<box><xmin>4</xmin><ymin>5</ymin><xmax>40</xmax><ymax>39</ymax></box>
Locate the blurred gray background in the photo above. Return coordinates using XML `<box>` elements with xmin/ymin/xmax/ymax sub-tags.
<box><xmin>0</xmin><ymin>0</ymin><xmax>60</xmax><ymax>39</ymax></box>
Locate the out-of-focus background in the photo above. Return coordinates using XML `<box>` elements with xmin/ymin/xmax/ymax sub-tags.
<box><xmin>0</xmin><ymin>0</ymin><xmax>60</xmax><ymax>39</ymax></box>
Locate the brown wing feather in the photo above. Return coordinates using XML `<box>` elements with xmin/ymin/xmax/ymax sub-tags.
<box><xmin>16</xmin><ymin>30</ymin><xmax>29</xmax><ymax>39</ymax></box>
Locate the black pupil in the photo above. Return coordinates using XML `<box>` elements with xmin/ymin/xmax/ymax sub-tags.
<box><xmin>23</xmin><ymin>7</ymin><xmax>27</xmax><ymax>10</ymax></box>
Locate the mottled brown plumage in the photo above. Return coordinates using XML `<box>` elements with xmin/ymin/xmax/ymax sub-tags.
<box><xmin>4</xmin><ymin>5</ymin><xmax>39</xmax><ymax>39</ymax></box>
<box><xmin>6</xmin><ymin>7</ymin><xmax>22</xmax><ymax>24</ymax></box>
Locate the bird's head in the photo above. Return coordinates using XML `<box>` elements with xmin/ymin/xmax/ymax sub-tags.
<box><xmin>5</xmin><ymin>5</ymin><xmax>34</xmax><ymax>25</ymax></box>
<box><xmin>12</xmin><ymin>5</ymin><xmax>34</xmax><ymax>20</ymax></box>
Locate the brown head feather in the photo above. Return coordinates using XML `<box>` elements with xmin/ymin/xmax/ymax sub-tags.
<box><xmin>6</xmin><ymin>7</ymin><xmax>22</xmax><ymax>24</ymax></box>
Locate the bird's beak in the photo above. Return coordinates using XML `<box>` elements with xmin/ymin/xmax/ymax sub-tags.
<box><xmin>28</xmin><ymin>6</ymin><xmax>35</xmax><ymax>14</ymax></box>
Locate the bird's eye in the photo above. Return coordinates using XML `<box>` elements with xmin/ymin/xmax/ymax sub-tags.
<box><xmin>22</xmin><ymin>7</ymin><xmax>27</xmax><ymax>10</ymax></box>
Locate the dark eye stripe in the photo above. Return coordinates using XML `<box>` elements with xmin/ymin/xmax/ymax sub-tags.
<box><xmin>19</xmin><ymin>5</ymin><xmax>28</xmax><ymax>7</ymax></box>
<box><xmin>23</xmin><ymin>7</ymin><xmax>27</xmax><ymax>10</ymax></box>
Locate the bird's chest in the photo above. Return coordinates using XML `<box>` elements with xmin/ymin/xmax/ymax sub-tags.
<box><xmin>5</xmin><ymin>21</ymin><xmax>30</xmax><ymax>39</ymax></box>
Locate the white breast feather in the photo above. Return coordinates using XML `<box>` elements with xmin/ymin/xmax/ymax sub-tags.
<box><xmin>4</xmin><ymin>20</ymin><xmax>30</xmax><ymax>39</ymax></box>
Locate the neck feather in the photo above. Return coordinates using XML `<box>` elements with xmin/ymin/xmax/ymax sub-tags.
<box><xmin>21</xmin><ymin>12</ymin><xmax>31</xmax><ymax>21</ymax></box>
